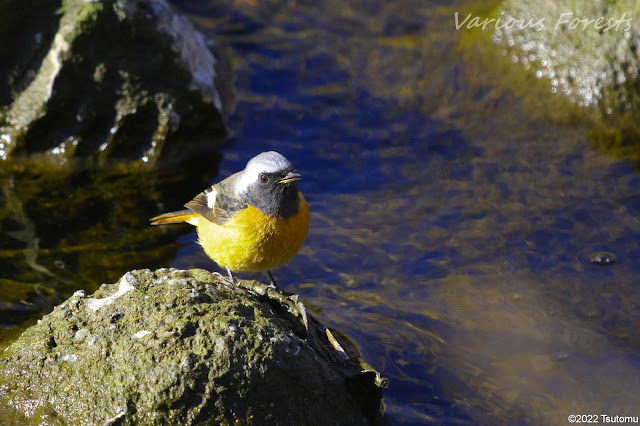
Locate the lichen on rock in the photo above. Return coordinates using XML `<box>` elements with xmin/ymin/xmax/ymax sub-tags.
<box><xmin>0</xmin><ymin>268</ymin><xmax>387</xmax><ymax>425</ymax></box>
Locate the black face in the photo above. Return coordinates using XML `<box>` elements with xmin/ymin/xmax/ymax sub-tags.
<box><xmin>245</xmin><ymin>170</ymin><xmax>300</xmax><ymax>218</ymax></box>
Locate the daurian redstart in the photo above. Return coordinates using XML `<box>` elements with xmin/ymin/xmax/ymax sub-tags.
<box><xmin>150</xmin><ymin>151</ymin><xmax>309</xmax><ymax>286</ymax></box>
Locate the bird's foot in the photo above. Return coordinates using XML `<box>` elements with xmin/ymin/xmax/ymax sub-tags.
<box><xmin>212</xmin><ymin>270</ymin><xmax>236</xmax><ymax>286</ymax></box>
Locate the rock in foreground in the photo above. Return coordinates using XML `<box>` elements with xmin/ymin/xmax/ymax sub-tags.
<box><xmin>0</xmin><ymin>269</ymin><xmax>387</xmax><ymax>425</ymax></box>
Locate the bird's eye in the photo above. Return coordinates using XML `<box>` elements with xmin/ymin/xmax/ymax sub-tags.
<box><xmin>260</xmin><ymin>174</ymin><xmax>269</xmax><ymax>184</ymax></box>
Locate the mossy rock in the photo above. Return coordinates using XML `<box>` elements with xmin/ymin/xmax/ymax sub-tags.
<box><xmin>0</xmin><ymin>268</ymin><xmax>387</xmax><ymax>425</ymax></box>
<box><xmin>0</xmin><ymin>0</ymin><xmax>226</xmax><ymax>167</ymax></box>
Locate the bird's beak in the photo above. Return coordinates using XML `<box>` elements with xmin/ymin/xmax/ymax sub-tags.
<box><xmin>278</xmin><ymin>171</ymin><xmax>301</xmax><ymax>184</ymax></box>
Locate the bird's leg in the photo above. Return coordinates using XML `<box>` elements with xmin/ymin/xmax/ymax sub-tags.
<box><xmin>266</xmin><ymin>270</ymin><xmax>278</xmax><ymax>288</ymax></box>
<box><xmin>226</xmin><ymin>268</ymin><xmax>236</xmax><ymax>284</ymax></box>
<box><xmin>212</xmin><ymin>269</ymin><xmax>236</xmax><ymax>287</ymax></box>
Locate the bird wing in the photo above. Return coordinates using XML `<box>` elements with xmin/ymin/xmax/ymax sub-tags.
<box><xmin>184</xmin><ymin>177</ymin><xmax>248</xmax><ymax>226</ymax></box>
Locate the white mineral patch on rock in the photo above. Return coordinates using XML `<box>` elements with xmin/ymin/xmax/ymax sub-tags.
<box><xmin>87</xmin><ymin>272</ymin><xmax>138</xmax><ymax>311</ymax></box>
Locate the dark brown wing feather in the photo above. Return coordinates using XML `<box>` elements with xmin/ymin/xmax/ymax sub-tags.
<box><xmin>184</xmin><ymin>190</ymin><xmax>222</xmax><ymax>224</ymax></box>
<box><xmin>184</xmin><ymin>178</ymin><xmax>248</xmax><ymax>226</ymax></box>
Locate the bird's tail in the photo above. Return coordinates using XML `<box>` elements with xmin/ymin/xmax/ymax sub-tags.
<box><xmin>150</xmin><ymin>209</ymin><xmax>196</xmax><ymax>225</ymax></box>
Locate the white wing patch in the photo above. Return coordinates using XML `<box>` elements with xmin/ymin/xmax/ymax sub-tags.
<box><xmin>206</xmin><ymin>187</ymin><xmax>217</xmax><ymax>208</ymax></box>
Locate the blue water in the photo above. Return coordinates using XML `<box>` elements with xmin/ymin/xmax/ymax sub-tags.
<box><xmin>169</xmin><ymin>1</ymin><xmax>640</xmax><ymax>423</ymax></box>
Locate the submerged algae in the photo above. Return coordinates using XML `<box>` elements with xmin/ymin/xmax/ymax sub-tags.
<box><xmin>0</xmin><ymin>268</ymin><xmax>386</xmax><ymax>425</ymax></box>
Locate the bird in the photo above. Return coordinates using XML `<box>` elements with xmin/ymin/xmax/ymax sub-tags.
<box><xmin>150</xmin><ymin>151</ymin><xmax>309</xmax><ymax>287</ymax></box>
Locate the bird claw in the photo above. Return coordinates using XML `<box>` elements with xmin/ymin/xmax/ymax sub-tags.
<box><xmin>212</xmin><ymin>270</ymin><xmax>236</xmax><ymax>287</ymax></box>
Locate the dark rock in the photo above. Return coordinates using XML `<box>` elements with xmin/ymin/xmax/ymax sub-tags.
<box><xmin>0</xmin><ymin>268</ymin><xmax>387</xmax><ymax>425</ymax></box>
<box><xmin>0</xmin><ymin>0</ymin><xmax>226</xmax><ymax>166</ymax></box>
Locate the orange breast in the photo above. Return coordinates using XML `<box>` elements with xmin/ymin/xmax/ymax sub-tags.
<box><xmin>193</xmin><ymin>193</ymin><xmax>310</xmax><ymax>272</ymax></box>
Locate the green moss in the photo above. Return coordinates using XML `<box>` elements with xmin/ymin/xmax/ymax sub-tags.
<box><xmin>61</xmin><ymin>0</ymin><xmax>103</xmax><ymax>39</ymax></box>
<box><xmin>0</xmin><ymin>268</ymin><xmax>386</xmax><ymax>425</ymax></box>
